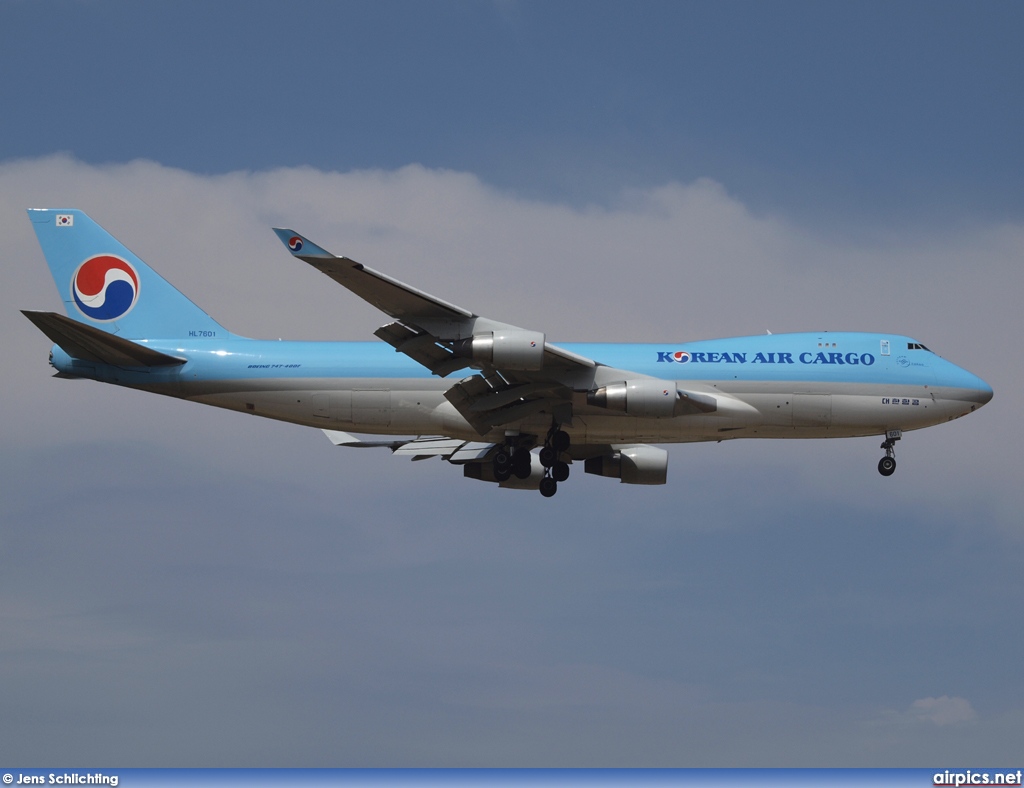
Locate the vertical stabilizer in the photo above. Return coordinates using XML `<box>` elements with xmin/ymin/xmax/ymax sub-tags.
<box><xmin>27</xmin><ymin>209</ymin><xmax>230</xmax><ymax>339</ymax></box>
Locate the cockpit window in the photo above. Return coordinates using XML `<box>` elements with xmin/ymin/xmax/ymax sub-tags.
<box><xmin>907</xmin><ymin>343</ymin><xmax>931</xmax><ymax>351</ymax></box>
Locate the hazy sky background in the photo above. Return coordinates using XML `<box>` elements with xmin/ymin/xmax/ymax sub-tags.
<box><xmin>2</xmin><ymin>0</ymin><xmax>1022</xmax><ymax>766</ymax></box>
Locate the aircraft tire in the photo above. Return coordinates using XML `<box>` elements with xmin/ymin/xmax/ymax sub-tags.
<box><xmin>540</xmin><ymin>477</ymin><xmax>557</xmax><ymax>497</ymax></box>
<box><xmin>878</xmin><ymin>456</ymin><xmax>896</xmax><ymax>476</ymax></box>
<box><xmin>494</xmin><ymin>463</ymin><xmax>512</xmax><ymax>482</ymax></box>
<box><xmin>552</xmin><ymin>461</ymin><xmax>570</xmax><ymax>482</ymax></box>
<box><xmin>552</xmin><ymin>430</ymin><xmax>571</xmax><ymax>453</ymax></box>
<box><xmin>512</xmin><ymin>450</ymin><xmax>532</xmax><ymax>479</ymax></box>
<box><xmin>539</xmin><ymin>446</ymin><xmax>556</xmax><ymax>467</ymax></box>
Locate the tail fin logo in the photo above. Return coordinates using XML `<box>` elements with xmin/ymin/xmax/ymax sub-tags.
<box><xmin>71</xmin><ymin>255</ymin><xmax>140</xmax><ymax>321</ymax></box>
<box><xmin>288</xmin><ymin>236</ymin><xmax>304</xmax><ymax>252</ymax></box>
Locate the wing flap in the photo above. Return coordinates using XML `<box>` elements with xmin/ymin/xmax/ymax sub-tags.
<box><xmin>467</xmin><ymin>381</ymin><xmax>555</xmax><ymax>412</ymax></box>
<box><xmin>373</xmin><ymin>322</ymin><xmax>469</xmax><ymax>377</ymax></box>
<box><xmin>321</xmin><ymin>430</ymin><xmax>495</xmax><ymax>463</ymax></box>
<box><xmin>444</xmin><ymin>373</ymin><xmax>572</xmax><ymax>435</ymax></box>
<box><xmin>392</xmin><ymin>438</ymin><xmax>467</xmax><ymax>457</ymax></box>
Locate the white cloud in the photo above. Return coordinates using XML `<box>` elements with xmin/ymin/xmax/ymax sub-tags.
<box><xmin>882</xmin><ymin>695</ymin><xmax>979</xmax><ymax>727</ymax></box>
<box><xmin>3</xmin><ymin>156</ymin><xmax>1023</xmax><ymax>764</ymax></box>
<box><xmin>3</xmin><ymin>154</ymin><xmax>1020</xmax><ymax>525</ymax></box>
<box><xmin>910</xmin><ymin>695</ymin><xmax>979</xmax><ymax>726</ymax></box>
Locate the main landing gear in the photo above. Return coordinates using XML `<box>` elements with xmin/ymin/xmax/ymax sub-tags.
<box><xmin>878</xmin><ymin>429</ymin><xmax>901</xmax><ymax>477</ymax></box>
<box><xmin>492</xmin><ymin>444</ymin><xmax>530</xmax><ymax>483</ymax></box>
<box><xmin>493</xmin><ymin>427</ymin><xmax>571</xmax><ymax>497</ymax></box>
<box><xmin>538</xmin><ymin>426</ymin><xmax>571</xmax><ymax>498</ymax></box>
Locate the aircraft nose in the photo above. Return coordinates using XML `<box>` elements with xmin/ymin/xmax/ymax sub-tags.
<box><xmin>972</xmin><ymin>379</ymin><xmax>994</xmax><ymax>407</ymax></box>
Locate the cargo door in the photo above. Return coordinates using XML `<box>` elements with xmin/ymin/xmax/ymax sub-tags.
<box><xmin>793</xmin><ymin>393</ymin><xmax>832</xmax><ymax>427</ymax></box>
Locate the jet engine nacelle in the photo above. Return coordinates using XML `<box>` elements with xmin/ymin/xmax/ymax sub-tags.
<box><xmin>463</xmin><ymin>451</ymin><xmax>546</xmax><ymax>489</ymax></box>
<box><xmin>453</xmin><ymin>329</ymin><xmax>545</xmax><ymax>371</ymax></box>
<box><xmin>584</xmin><ymin>444</ymin><xmax>668</xmax><ymax>485</ymax></box>
<box><xmin>587</xmin><ymin>379</ymin><xmax>680</xmax><ymax>418</ymax></box>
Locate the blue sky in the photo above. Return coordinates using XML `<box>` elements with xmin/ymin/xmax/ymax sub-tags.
<box><xmin>4</xmin><ymin>1</ymin><xmax>1022</xmax><ymax>221</ymax></box>
<box><xmin>2</xmin><ymin>0</ymin><xmax>1023</xmax><ymax>767</ymax></box>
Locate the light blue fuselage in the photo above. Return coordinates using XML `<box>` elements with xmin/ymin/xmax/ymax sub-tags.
<box><xmin>50</xmin><ymin>330</ymin><xmax>992</xmax><ymax>444</ymax></box>
<box><xmin>24</xmin><ymin>207</ymin><xmax>994</xmax><ymax>492</ymax></box>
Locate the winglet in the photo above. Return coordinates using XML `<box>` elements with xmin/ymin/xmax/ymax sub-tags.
<box><xmin>272</xmin><ymin>228</ymin><xmax>333</xmax><ymax>258</ymax></box>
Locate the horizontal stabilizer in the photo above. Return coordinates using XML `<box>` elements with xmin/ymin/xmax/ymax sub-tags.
<box><xmin>22</xmin><ymin>310</ymin><xmax>186</xmax><ymax>367</ymax></box>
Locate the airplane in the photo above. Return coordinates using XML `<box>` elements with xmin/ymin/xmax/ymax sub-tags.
<box><xmin>22</xmin><ymin>208</ymin><xmax>993</xmax><ymax>498</ymax></box>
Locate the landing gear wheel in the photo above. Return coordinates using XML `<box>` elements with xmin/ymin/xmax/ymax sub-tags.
<box><xmin>539</xmin><ymin>446</ymin><xmax>556</xmax><ymax>468</ymax></box>
<box><xmin>878</xmin><ymin>431</ymin><xmax>900</xmax><ymax>477</ymax></box>
<box><xmin>539</xmin><ymin>477</ymin><xmax>558</xmax><ymax>497</ymax></box>
<box><xmin>552</xmin><ymin>461</ymin><xmax>570</xmax><ymax>482</ymax></box>
<box><xmin>512</xmin><ymin>448</ymin><xmax>532</xmax><ymax>479</ymax></box>
<box><xmin>551</xmin><ymin>430</ymin><xmax>570</xmax><ymax>453</ymax></box>
<box><xmin>494</xmin><ymin>447</ymin><xmax>513</xmax><ymax>480</ymax></box>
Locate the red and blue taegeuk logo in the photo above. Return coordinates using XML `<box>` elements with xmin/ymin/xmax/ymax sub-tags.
<box><xmin>71</xmin><ymin>255</ymin><xmax>140</xmax><ymax>321</ymax></box>
<box><xmin>288</xmin><ymin>236</ymin><xmax>303</xmax><ymax>252</ymax></box>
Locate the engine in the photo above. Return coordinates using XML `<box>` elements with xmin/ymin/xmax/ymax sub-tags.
<box><xmin>452</xmin><ymin>329</ymin><xmax>545</xmax><ymax>371</ymax></box>
<box><xmin>464</xmin><ymin>452</ymin><xmax>546</xmax><ymax>489</ymax></box>
<box><xmin>584</xmin><ymin>444</ymin><xmax>668</xmax><ymax>485</ymax></box>
<box><xmin>587</xmin><ymin>379</ymin><xmax>716</xmax><ymax>418</ymax></box>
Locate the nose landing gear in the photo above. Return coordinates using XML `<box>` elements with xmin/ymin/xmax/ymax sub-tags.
<box><xmin>878</xmin><ymin>429</ymin><xmax>901</xmax><ymax>476</ymax></box>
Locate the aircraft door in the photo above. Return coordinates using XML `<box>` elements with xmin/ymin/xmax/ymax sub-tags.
<box><xmin>311</xmin><ymin>392</ymin><xmax>330</xmax><ymax>419</ymax></box>
<box><xmin>353</xmin><ymin>389</ymin><xmax>392</xmax><ymax>427</ymax></box>
<box><xmin>311</xmin><ymin>391</ymin><xmax>352</xmax><ymax>423</ymax></box>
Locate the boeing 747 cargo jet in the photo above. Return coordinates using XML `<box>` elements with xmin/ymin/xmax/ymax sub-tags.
<box><xmin>23</xmin><ymin>209</ymin><xmax>993</xmax><ymax>497</ymax></box>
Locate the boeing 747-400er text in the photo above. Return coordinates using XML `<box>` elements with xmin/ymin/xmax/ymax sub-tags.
<box><xmin>23</xmin><ymin>209</ymin><xmax>993</xmax><ymax>497</ymax></box>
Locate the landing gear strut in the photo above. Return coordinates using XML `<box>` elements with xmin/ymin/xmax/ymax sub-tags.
<box><xmin>491</xmin><ymin>427</ymin><xmax>571</xmax><ymax>497</ymax></box>
<box><xmin>878</xmin><ymin>429</ymin><xmax>901</xmax><ymax>477</ymax></box>
<box><xmin>493</xmin><ymin>443</ymin><xmax>533</xmax><ymax>481</ymax></box>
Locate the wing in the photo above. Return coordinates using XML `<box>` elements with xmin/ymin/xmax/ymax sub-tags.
<box><xmin>322</xmin><ymin>430</ymin><xmax>494</xmax><ymax>462</ymax></box>
<box><xmin>274</xmin><ymin>229</ymin><xmax>757</xmax><ymax>438</ymax></box>
<box><xmin>274</xmin><ymin>228</ymin><xmax>596</xmax><ymax>434</ymax></box>
<box><xmin>270</xmin><ymin>232</ymin><xmax>475</xmax><ymax>326</ymax></box>
<box><xmin>320</xmin><ymin>430</ymin><xmax>672</xmax><ymax>489</ymax></box>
